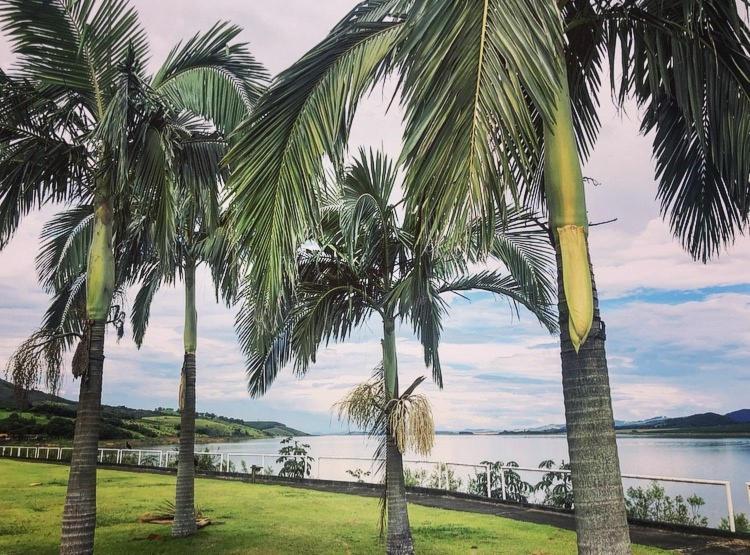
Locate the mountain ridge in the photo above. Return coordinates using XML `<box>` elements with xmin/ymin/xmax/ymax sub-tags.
<box><xmin>441</xmin><ymin>408</ymin><xmax>750</xmax><ymax>435</ymax></box>
<box><xmin>0</xmin><ymin>378</ymin><xmax>307</xmax><ymax>442</ymax></box>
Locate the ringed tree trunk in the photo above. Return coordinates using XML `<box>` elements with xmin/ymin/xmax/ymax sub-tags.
<box><xmin>60</xmin><ymin>197</ymin><xmax>115</xmax><ymax>555</ymax></box>
<box><xmin>172</xmin><ymin>259</ymin><xmax>198</xmax><ymax>538</ymax></box>
<box><xmin>382</xmin><ymin>317</ymin><xmax>414</xmax><ymax>555</ymax></box>
<box><xmin>544</xmin><ymin>69</ymin><xmax>631</xmax><ymax>553</ymax></box>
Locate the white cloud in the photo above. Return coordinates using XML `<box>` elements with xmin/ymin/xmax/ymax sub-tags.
<box><xmin>591</xmin><ymin>218</ymin><xmax>750</xmax><ymax>298</ymax></box>
<box><xmin>1</xmin><ymin>1</ymin><xmax>749</xmax><ymax>434</ymax></box>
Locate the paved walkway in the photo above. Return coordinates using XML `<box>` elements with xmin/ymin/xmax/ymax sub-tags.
<box><xmin>6</xmin><ymin>457</ymin><xmax>750</xmax><ymax>553</ymax></box>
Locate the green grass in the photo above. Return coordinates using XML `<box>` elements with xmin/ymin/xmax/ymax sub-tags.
<box><xmin>0</xmin><ymin>460</ymin><xmax>668</xmax><ymax>554</ymax></box>
<box><xmin>139</xmin><ymin>415</ymin><xmax>267</xmax><ymax>439</ymax></box>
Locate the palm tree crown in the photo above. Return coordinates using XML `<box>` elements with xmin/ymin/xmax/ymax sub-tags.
<box><xmin>237</xmin><ymin>148</ymin><xmax>556</xmax><ymax>396</ymax></box>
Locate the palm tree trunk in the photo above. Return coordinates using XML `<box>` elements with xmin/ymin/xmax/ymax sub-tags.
<box><xmin>172</xmin><ymin>260</ymin><xmax>197</xmax><ymax>537</ymax></box>
<box><xmin>556</xmin><ymin>251</ymin><xmax>631</xmax><ymax>554</ymax></box>
<box><xmin>172</xmin><ymin>353</ymin><xmax>197</xmax><ymax>537</ymax></box>
<box><xmin>385</xmin><ymin>432</ymin><xmax>413</xmax><ymax>554</ymax></box>
<box><xmin>544</xmin><ymin>60</ymin><xmax>632</xmax><ymax>554</ymax></box>
<box><xmin>59</xmin><ymin>319</ymin><xmax>105</xmax><ymax>555</ymax></box>
<box><xmin>382</xmin><ymin>318</ymin><xmax>414</xmax><ymax>555</ymax></box>
<box><xmin>60</xmin><ymin>196</ymin><xmax>114</xmax><ymax>554</ymax></box>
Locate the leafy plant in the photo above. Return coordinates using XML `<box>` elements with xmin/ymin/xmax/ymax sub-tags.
<box><xmin>346</xmin><ymin>468</ymin><xmax>372</xmax><ymax>483</ymax></box>
<box><xmin>141</xmin><ymin>499</ymin><xmax>204</xmax><ymax>522</ymax></box>
<box><xmin>534</xmin><ymin>460</ymin><xmax>573</xmax><ymax>510</ymax></box>
<box><xmin>403</xmin><ymin>468</ymin><xmax>428</xmax><ymax>488</ymax></box>
<box><xmin>276</xmin><ymin>437</ymin><xmax>314</xmax><ymax>478</ymax></box>
<box><xmin>719</xmin><ymin>513</ymin><xmax>749</xmax><ymax>534</ymax></box>
<box><xmin>468</xmin><ymin>461</ymin><xmax>532</xmax><ymax>503</ymax></box>
<box><xmin>428</xmin><ymin>463</ymin><xmax>462</xmax><ymax>492</ymax></box>
<box><xmin>625</xmin><ymin>482</ymin><xmax>708</xmax><ymax>527</ymax></box>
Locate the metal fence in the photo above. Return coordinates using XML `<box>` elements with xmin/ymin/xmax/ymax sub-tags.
<box><xmin>0</xmin><ymin>445</ymin><xmax>742</xmax><ymax>532</ymax></box>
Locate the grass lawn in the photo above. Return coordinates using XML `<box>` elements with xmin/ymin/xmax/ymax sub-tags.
<box><xmin>0</xmin><ymin>460</ymin><xmax>668</xmax><ymax>554</ymax></box>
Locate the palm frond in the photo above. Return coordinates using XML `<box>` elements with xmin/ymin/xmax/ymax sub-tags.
<box><xmin>153</xmin><ymin>21</ymin><xmax>268</xmax><ymax>134</ymax></box>
<box><xmin>35</xmin><ymin>205</ymin><xmax>94</xmax><ymax>292</ymax></box>
<box><xmin>603</xmin><ymin>0</ymin><xmax>750</xmax><ymax>261</ymax></box>
<box><xmin>0</xmin><ymin>76</ymin><xmax>91</xmax><ymax>247</ymax></box>
<box><xmin>398</xmin><ymin>0</ymin><xmax>564</xmax><ymax>245</ymax></box>
<box><xmin>131</xmin><ymin>262</ymin><xmax>163</xmax><ymax>348</ymax></box>
<box><xmin>488</xmin><ymin>208</ymin><xmax>556</xmax><ymax>311</ymax></box>
<box><xmin>226</xmin><ymin>17</ymin><xmax>402</xmax><ymax>322</ymax></box>
<box><xmin>439</xmin><ymin>270</ymin><xmax>557</xmax><ymax>332</ymax></box>
<box><xmin>0</xmin><ymin>0</ymin><xmax>149</xmax><ymax>117</ymax></box>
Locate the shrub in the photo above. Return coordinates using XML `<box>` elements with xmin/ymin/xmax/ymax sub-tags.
<box><xmin>468</xmin><ymin>461</ymin><xmax>532</xmax><ymax>502</ymax></box>
<box><xmin>534</xmin><ymin>460</ymin><xmax>574</xmax><ymax>509</ymax></box>
<box><xmin>428</xmin><ymin>463</ymin><xmax>462</xmax><ymax>491</ymax></box>
<box><xmin>346</xmin><ymin>468</ymin><xmax>372</xmax><ymax>483</ymax></box>
<box><xmin>719</xmin><ymin>513</ymin><xmax>749</xmax><ymax>533</ymax></box>
<box><xmin>625</xmin><ymin>482</ymin><xmax>708</xmax><ymax>527</ymax></box>
<box><xmin>404</xmin><ymin>468</ymin><xmax>428</xmax><ymax>487</ymax></box>
<box><xmin>276</xmin><ymin>436</ymin><xmax>314</xmax><ymax>478</ymax></box>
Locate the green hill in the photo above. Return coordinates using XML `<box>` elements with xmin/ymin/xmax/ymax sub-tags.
<box><xmin>0</xmin><ymin>378</ymin><xmax>306</xmax><ymax>444</ymax></box>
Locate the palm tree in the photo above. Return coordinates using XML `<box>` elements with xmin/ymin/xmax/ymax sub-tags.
<box><xmin>225</xmin><ymin>2</ymin><xmax>750</xmax><ymax>553</ymax></box>
<box><xmin>237</xmin><ymin>148</ymin><xmax>556</xmax><ymax>554</ymax></box>
<box><xmin>0</xmin><ymin>1</ymin><xmax>263</xmax><ymax>550</ymax></box>
<box><xmin>128</xmin><ymin>25</ymin><xmax>265</xmax><ymax>538</ymax></box>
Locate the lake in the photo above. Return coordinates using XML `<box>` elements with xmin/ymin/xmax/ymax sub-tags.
<box><xmin>165</xmin><ymin>434</ymin><xmax>750</xmax><ymax>527</ymax></box>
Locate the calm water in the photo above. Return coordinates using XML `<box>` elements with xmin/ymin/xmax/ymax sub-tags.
<box><xmin>167</xmin><ymin>434</ymin><xmax>750</xmax><ymax>526</ymax></box>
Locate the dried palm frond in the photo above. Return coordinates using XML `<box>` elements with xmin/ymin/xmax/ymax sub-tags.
<box><xmin>139</xmin><ymin>499</ymin><xmax>204</xmax><ymax>522</ymax></box>
<box><xmin>71</xmin><ymin>323</ymin><xmax>91</xmax><ymax>379</ymax></box>
<box><xmin>4</xmin><ymin>329</ymin><xmax>68</xmax><ymax>403</ymax></box>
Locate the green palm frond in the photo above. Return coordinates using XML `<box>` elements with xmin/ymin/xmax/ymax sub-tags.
<box><xmin>398</xmin><ymin>0</ymin><xmax>564</xmax><ymax>244</ymax></box>
<box><xmin>593</xmin><ymin>0</ymin><xmax>750</xmax><ymax>261</ymax></box>
<box><xmin>130</xmin><ymin>262</ymin><xmax>163</xmax><ymax>348</ymax></box>
<box><xmin>239</xmin><ymin>149</ymin><xmax>556</xmax><ymax>397</ymax></box>
<box><xmin>0</xmin><ymin>0</ymin><xmax>149</xmax><ymax>117</ymax></box>
<box><xmin>340</xmin><ymin>147</ymin><xmax>397</xmax><ymax>258</ymax></box>
<box><xmin>226</xmin><ymin>17</ymin><xmax>403</xmax><ymax>316</ymax></box>
<box><xmin>438</xmin><ymin>270</ymin><xmax>557</xmax><ymax>332</ymax></box>
<box><xmin>41</xmin><ymin>272</ymin><xmax>87</xmax><ymax>340</ymax></box>
<box><xmin>389</xmin><ymin>265</ymin><xmax>447</xmax><ymax>388</ymax></box>
<box><xmin>560</xmin><ymin>0</ymin><xmax>605</xmax><ymax>161</ymax></box>
<box><xmin>152</xmin><ymin>21</ymin><xmax>268</xmax><ymax>134</ymax></box>
<box><xmin>35</xmin><ymin>205</ymin><xmax>94</xmax><ymax>292</ymax></box>
<box><xmin>0</xmin><ymin>75</ymin><xmax>91</xmax><ymax>247</ymax></box>
<box><xmin>133</xmin><ymin>125</ymin><xmax>177</xmax><ymax>264</ymax></box>
<box><xmin>488</xmin><ymin>208</ymin><xmax>556</xmax><ymax>307</ymax></box>
<box><xmin>238</xmin><ymin>295</ymin><xmax>295</xmax><ymax>398</ymax></box>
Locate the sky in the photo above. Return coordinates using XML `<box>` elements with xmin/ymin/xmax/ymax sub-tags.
<box><xmin>1</xmin><ymin>1</ymin><xmax>749</xmax><ymax>435</ymax></box>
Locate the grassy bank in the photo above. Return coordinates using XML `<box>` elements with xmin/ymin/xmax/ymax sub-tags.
<box><xmin>0</xmin><ymin>378</ymin><xmax>305</xmax><ymax>445</ymax></box>
<box><xmin>0</xmin><ymin>460</ymin><xmax>667</xmax><ymax>554</ymax></box>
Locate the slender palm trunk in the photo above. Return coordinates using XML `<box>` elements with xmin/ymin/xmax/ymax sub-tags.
<box><xmin>60</xmin><ymin>320</ymin><xmax>105</xmax><ymax>555</ymax></box>
<box><xmin>382</xmin><ymin>318</ymin><xmax>414</xmax><ymax>555</ymax></box>
<box><xmin>544</xmin><ymin>63</ymin><xmax>631</xmax><ymax>554</ymax></box>
<box><xmin>60</xmin><ymin>197</ymin><xmax>114</xmax><ymax>554</ymax></box>
<box><xmin>173</xmin><ymin>260</ymin><xmax>198</xmax><ymax>537</ymax></box>
<box><xmin>556</xmin><ymin>252</ymin><xmax>631</xmax><ymax>553</ymax></box>
<box><xmin>172</xmin><ymin>353</ymin><xmax>197</xmax><ymax>536</ymax></box>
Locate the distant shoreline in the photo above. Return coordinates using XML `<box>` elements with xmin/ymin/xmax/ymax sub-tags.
<box><xmin>435</xmin><ymin>430</ymin><xmax>750</xmax><ymax>438</ymax></box>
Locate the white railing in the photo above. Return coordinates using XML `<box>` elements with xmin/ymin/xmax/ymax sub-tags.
<box><xmin>497</xmin><ymin>465</ymin><xmax>737</xmax><ymax>533</ymax></box>
<box><xmin>1</xmin><ymin>445</ymin><xmax>743</xmax><ymax>532</ymax></box>
<box><xmin>316</xmin><ymin>456</ymin><xmax>492</xmax><ymax>497</ymax></box>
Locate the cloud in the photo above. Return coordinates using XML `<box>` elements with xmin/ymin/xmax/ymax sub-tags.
<box><xmin>590</xmin><ymin>219</ymin><xmax>750</xmax><ymax>299</ymax></box>
<box><xmin>1</xmin><ymin>1</ymin><xmax>749</xmax><ymax>434</ymax></box>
